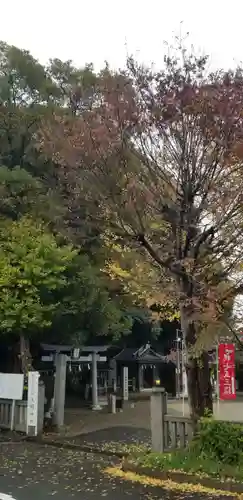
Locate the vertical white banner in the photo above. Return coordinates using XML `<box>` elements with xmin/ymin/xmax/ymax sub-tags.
<box><xmin>27</xmin><ymin>371</ymin><xmax>39</xmax><ymax>435</ymax></box>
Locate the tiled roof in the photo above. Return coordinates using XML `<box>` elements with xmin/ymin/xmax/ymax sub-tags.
<box><xmin>114</xmin><ymin>345</ymin><xmax>167</xmax><ymax>363</ymax></box>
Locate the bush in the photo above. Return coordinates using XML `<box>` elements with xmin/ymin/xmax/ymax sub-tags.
<box><xmin>131</xmin><ymin>417</ymin><xmax>243</xmax><ymax>481</ymax></box>
<box><xmin>192</xmin><ymin>417</ymin><xmax>243</xmax><ymax>465</ymax></box>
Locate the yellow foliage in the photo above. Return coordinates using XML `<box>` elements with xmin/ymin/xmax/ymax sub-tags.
<box><xmin>102</xmin><ymin>232</ymin><xmax>179</xmax><ymax>321</ymax></box>
<box><xmin>104</xmin><ymin>467</ymin><xmax>241</xmax><ymax>498</ymax></box>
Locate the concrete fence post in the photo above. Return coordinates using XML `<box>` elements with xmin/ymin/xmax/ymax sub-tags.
<box><xmin>150</xmin><ymin>387</ymin><xmax>167</xmax><ymax>453</ymax></box>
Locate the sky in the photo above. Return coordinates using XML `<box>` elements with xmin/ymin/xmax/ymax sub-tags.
<box><xmin>1</xmin><ymin>0</ymin><xmax>243</xmax><ymax>71</ymax></box>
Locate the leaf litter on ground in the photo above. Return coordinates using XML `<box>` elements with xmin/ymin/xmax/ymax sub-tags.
<box><xmin>0</xmin><ymin>441</ymin><xmax>234</xmax><ymax>500</ymax></box>
<box><xmin>104</xmin><ymin>466</ymin><xmax>243</xmax><ymax>499</ymax></box>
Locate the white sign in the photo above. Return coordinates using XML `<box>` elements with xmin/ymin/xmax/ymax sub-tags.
<box><xmin>0</xmin><ymin>373</ymin><xmax>24</xmax><ymax>400</ymax></box>
<box><xmin>122</xmin><ymin>366</ymin><xmax>129</xmax><ymax>401</ymax></box>
<box><xmin>27</xmin><ymin>371</ymin><xmax>39</xmax><ymax>435</ymax></box>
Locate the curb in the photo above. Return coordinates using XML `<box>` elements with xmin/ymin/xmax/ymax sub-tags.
<box><xmin>25</xmin><ymin>436</ymin><xmax>128</xmax><ymax>458</ymax></box>
<box><xmin>122</xmin><ymin>460</ymin><xmax>243</xmax><ymax>494</ymax></box>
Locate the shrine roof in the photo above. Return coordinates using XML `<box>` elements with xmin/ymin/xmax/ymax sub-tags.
<box><xmin>114</xmin><ymin>344</ymin><xmax>168</xmax><ymax>363</ymax></box>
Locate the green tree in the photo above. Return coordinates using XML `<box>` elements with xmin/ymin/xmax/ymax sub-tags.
<box><xmin>47</xmin><ymin>252</ymin><xmax>133</xmax><ymax>345</ymax></box>
<box><xmin>0</xmin><ymin>165</ymin><xmax>61</xmax><ymax>223</ymax></box>
<box><xmin>0</xmin><ymin>216</ymin><xmax>77</xmax><ymax>371</ymax></box>
<box><xmin>0</xmin><ymin>41</ymin><xmax>57</xmax><ymax>106</ymax></box>
<box><xmin>0</xmin><ymin>215</ymin><xmax>133</xmax><ymax>370</ymax></box>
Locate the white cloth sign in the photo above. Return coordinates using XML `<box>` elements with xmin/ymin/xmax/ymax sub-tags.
<box><xmin>0</xmin><ymin>373</ymin><xmax>24</xmax><ymax>400</ymax></box>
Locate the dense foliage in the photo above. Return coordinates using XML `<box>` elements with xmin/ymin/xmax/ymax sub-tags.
<box><xmin>193</xmin><ymin>417</ymin><xmax>243</xmax><ymax>465</ymax></box>
<box><xmin>41</xmin><ymin>42</ymin><xmax>243</xmax><ymax>417</ymax></box>
<box><xmin>1</xmin><ymin>38</ymin><xmax>242</xmax><ymax>415</ymax></box>
<box><xmin>0</xmin><ymin>40</ymin><xmax>178</xmax><ymax>365</ymax></box>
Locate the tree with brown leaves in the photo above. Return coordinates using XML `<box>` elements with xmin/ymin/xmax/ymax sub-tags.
<box><xmin>42</xmin><ymin>45</ymin><xmax>243</xmax><ymax>420</ymax></box>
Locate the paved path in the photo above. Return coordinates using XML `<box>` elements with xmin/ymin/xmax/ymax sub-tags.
<box><xmin>65</xmin><ymin>425</ymin><xmax>151</xmax><ymax>447</ymax></box>
<box><xmin>61</xmin><ymin>398</ymin><xmax>243</xmax><ymax>441</ymax></box>
<box><xmin>0</xmin><ymin>442</ymin><xmax>232</xmax><ymax>500</ymax></box>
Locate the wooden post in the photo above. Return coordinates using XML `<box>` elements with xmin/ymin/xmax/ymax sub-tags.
<box><xmin>150</xmin><ymin>387</ymin><xmax>167</xmax><ymax>453</ymax></box>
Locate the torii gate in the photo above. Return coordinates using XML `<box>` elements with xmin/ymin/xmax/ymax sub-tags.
<box><xmin>41</xmin><ymin>344</ymin><xmax>109</xmax><ymax>428</ymax></box>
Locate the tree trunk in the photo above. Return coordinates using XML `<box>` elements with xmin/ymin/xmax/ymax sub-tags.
<box><xmin>187</xmin><ymin>351</ymin><xmax>213</xmax><ymax>421</ymax></box>
<box><xmin>19</xmin><ymin>334</ymin><xmax>32</xmax><ymax>374</ymax></box>
<box><xmin>180</xmin><ymin>305</ymin><xmax>213</xmax><ymax>421</ymax></box>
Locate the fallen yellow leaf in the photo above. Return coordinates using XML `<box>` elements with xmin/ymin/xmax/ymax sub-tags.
<box><xmin>103</xmin><ymin>466</ymin><xmax>242</xmax><ymax>498</ymax></box>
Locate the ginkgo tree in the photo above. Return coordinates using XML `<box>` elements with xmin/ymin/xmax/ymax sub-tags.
<box><xmin>0</xmin><ymin>216</ymin><xmax>77</xmax><ymax>372</ymax></box>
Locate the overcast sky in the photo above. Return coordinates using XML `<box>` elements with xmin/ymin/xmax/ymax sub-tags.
<box><xmin>1</xmin><ymin>0</ymin><xmax>242</xmax><ymax>71</ymax></box>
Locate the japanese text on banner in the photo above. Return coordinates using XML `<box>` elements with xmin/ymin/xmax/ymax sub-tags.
<box><xmin>218</xmin><ymin>343</ymin><xmax>236</xmax><ymax>400</ymax></box>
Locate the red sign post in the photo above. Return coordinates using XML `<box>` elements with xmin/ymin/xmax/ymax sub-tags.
<box><xmin>218</xmin><ymin>343</ymin><xmax>236</xmax><ymax>400</ymax></box>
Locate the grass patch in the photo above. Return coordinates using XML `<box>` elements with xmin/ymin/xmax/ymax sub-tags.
<box><xmin>131</xmin><ymin>449</ymin><xmax>243</xmax><ymax>483</ymax></box>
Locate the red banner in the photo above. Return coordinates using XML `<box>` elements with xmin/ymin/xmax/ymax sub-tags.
<box><xmin>218</xmin><ymin>343</ymin><xmax>236</xmax><ymax>400</ymax></box>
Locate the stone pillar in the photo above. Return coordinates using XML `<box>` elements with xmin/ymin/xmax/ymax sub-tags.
<box><xmin>27</xmin><ymin>371</ymin><xmax>40</xmax><ymax>436</ymax></box>
<box><xmin>53</xmin><ymin>354</ymin><xmax>67</xmax><ymax>428</ymax></box>
<box><xmin>150</xmin><ymin>387</ymin><xmax>167</xmax><ymax>453</ymax></box>
<box><xmin>92</xmin><ymin>352</ymin><xmax>101</xmax><ymax>410</ymax></box>
<box><xmin>138</xmin><ymin>364</ymin><xmax>143</xmax><ymax>391</ymax></box>
<box><xmin>122</xmin><ymin>366</ymin><xmax>129</xmax><ymax>401</ymax></box>
<box><xmin>108</xmin><ymin>394</ymin><xmax>116</xmax><ymax>414</ymax></box>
